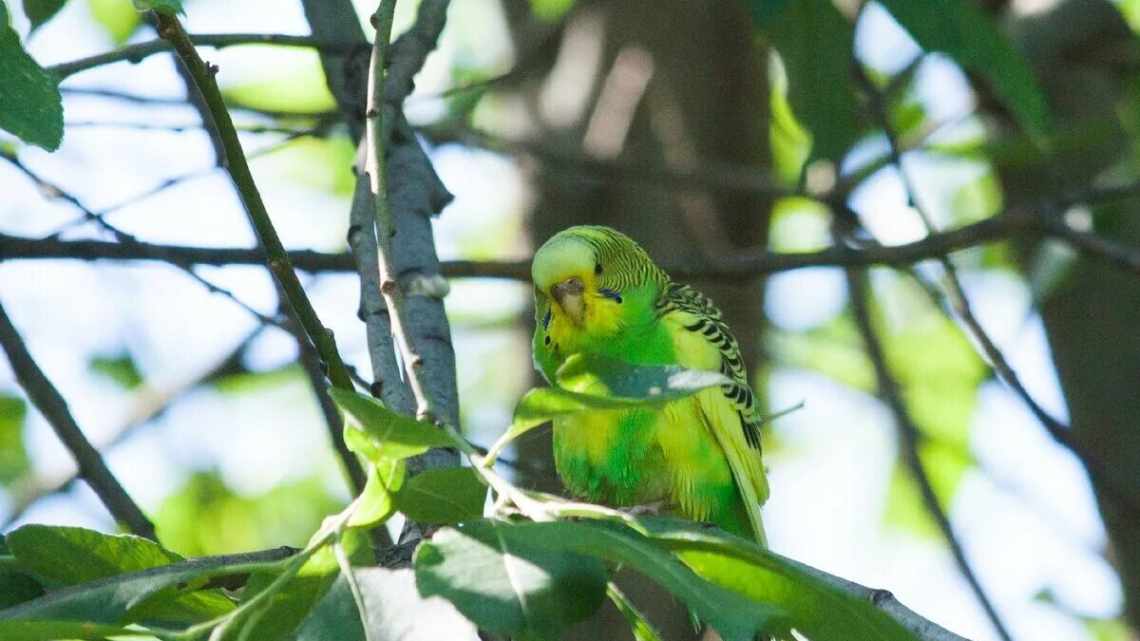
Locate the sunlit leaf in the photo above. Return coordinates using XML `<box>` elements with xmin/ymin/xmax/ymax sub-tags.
<box><xmin>22</xmin><ymin>0</ymin><xmax>67</xmax><ymax>31</ymax></box>
<box><xmin>0</xmin><ymin>620</ymin><xmax>147</xmax><ymax>640</ymax></box>
<box><xmin>0</xmin><ymin>394</ymin><xmax>28</xmax><ymax>484</ymax></box>
<box><xmin>876</xmin><ymin>0</ymin><xmax>1051</xmax><ymax>139</ymax></box>
<box><xmin>346</xmin><ymin>568</ymin><xmax>480</xmax><ymax>641</ymax></box>
<box><xmin>643</xmin><ymin>518</ymin><xmax>922</xmax><ymax>641</ymax></box>
<box><xmin>482</xmin><ymin>386</ymin><xmax>628</xmax><ymax>463</ymax></box>
<box><xmin>762</xmin><ymin>0</ymin><xmax>859</xmax><ymax>164</ymax></box>
<box><xmin>6</xmin><ymin>525</ymin><xmax>233</xmax><ymax>623</ymax></box>
<box><xmin>0</xmin><ymin>1</ymin><xmax>62</xmax><ymax>150</ymax></box>
<box><xmin>0</xmin><ymin>549</ymin><xmax>249</xmax><ymax>625</ymax></box>
<box><xmin>415</xmin><ymin>520</ymin><xmax>608</xmax><ymax>641</ymax></box>
<box><xmin>329</xmin><ymin>388</ymin><xmax>457</xmax><ymax>462</ymax></box>
<box><xmin>347</xmin><ymin>458</ymin><xmax>404</xmax><ymax>529</ymax></box>
<box><xmin>85</xmin><ymin>0</ymin><xmax>139</xmax><ymax>44</ymax></box>
<box><xmin>394</xmin><ymin>467</ymin><xmax>486</xmax><ymax>525</ymax></box>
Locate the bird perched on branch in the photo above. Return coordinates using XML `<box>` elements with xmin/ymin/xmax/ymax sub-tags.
<box><xmin>531</xmin><ymin>225</ymin><xmax>769</xmax><ymax>543</ymax></box>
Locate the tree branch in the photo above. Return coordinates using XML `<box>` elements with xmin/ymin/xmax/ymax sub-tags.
<box><xmin>151</xmin><ymin>12</ymin><xmax>356</xmax><ymax>396</ymax></box>
<box><xmin>796</xmin><ymin>561</ymin><xmax>974</xmax><ymax>641</ymax></box>
<box><xmin>347</xmin><ymin>171</ymin><xmax>414</xmax><ymax>416</ymax></box>
<box><xmin>365</xmin><ymin>0</ymin><xmax>436</xmax><ymax>422</ymax></box>
<box><xmin>49</xmin><ymin>33</ymin><xmax>362</xmax><ymax>79</ymax></box>
<box><xmin>845</xmin><ymin>267</ymin><xmax>1013</xmax><ymax>641</ymax></box>
<box><xmin>0</xmin><ymin>301</ymin><xmax>156</xmax><ymax>540</ymax></box>
<box><xmin>0</xmin><ymin>211</ymin><xmax>1036</xmax><ymax>277</ymax></box>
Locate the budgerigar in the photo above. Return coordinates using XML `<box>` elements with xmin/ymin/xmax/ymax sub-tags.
<box><xmin>531</xmin><ymin>225</ymin><xmax>769</xmax><ymax>543</ymax></box>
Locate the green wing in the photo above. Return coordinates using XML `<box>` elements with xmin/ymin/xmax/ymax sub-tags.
<box><xmin>657</xmin><ymin>282</ymin><xmax>769</xmax><ymax>543</ymax></box>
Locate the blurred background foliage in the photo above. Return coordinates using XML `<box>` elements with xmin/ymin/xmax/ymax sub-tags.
<box><xmin>2</xmin><ymin>0</ymin><xmax>1140</xmax><ymax>640</ymax></box>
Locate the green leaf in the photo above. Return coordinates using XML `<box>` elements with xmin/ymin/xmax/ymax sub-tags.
<box><xmin>85</xmin><ymin>0</ymin><xmax>139</xmax><ymax>45</ymax></box>
<box><xmin>234</xmin><ymin>530</ymin><xmax>371</xmax><ymax>641</ymax></box>
<box><xmin>483</xmin><ymin>386</ymin><xmax>630</xmax><ymax>463</ymax></box>
<box><xmin>7</xmin><ymin>525</ymin><xmax>182</xmax><ymax>587</ymax></box>
<box><xmin>88</xmin><ymin>353</ymin><xmax>143</xmax><ymax>389</ymax></box>
<box><xmin>643</xmin><ymin>519</ymin><xmax>922</xmax><ymax>641</ymax></box>
<box><xmin>329</xmin><ymin>388</ymin><xmax>456</xmax><ymax>462</ymax></box>
<box><xmin>0</xmin><ymin>620</ymin><xmax>147</xmax><ymax>640</ymax></box>
<box><xmin>5</xmin><ymin>525</ymin><xmax>234</xmax><ymax>624</ymax></box>
<box><xmin>555</xmin><ymin>352</ymin><xmax>731</xmax><ymax>401</ymax></box>
<box><xmin>763</xmin><ymin>0</ymin><xmax>859</xmax><ymax>164</ymax></box>
<box><xmin>22</xmin><ymin>0</ymin><xmax>68</xmax><ymax>31</ymax></box>
<box><xmin>0</xmin><ymin>549</ymin><xmax>253</xmax><ymax>624</ymax></box>
<box><xmin>415</xmin><ymin>520</ymin><xmax>608</xmax><ymax>641</ymax></box>
<box><xmin>486</xmin><ymin>355</ymin><xmax>732</xmax><ymax>463</ymax></box>
<box><xmin>346</xmin><ymin>458</ymin><xmax>404</xmax><ymax>529</ymax></box>
<box><xmin>0</xmin><ymin>1</ymin><xmax>62</xmax><ymax>150</ymax></box>
<box><xmin>350</xmin><ymin>567</ymin><xmax>480</xmax><ymax>641</ymax></box>
<box><xmin>0</xmin><ymin>535</ymin><xmax>43</xmax><ymax>609</ymax></box>
<box><xmin>296</xmin><ymin>574</ymin><xmax>366</xmax><ymax>641</ymax></box>
<box><xmin>418</xmin><ymin>520</ymin><xmax>777</xmax><ymax>641</ymax></box>
<box><xmin>0</xmin><ymin>394</ymin><xmax>29</xmax><ymax>484</ymax></box>
<box><xmin>130</xmin><ymin>0</ymin><xmax>181</xmax><ymax>15</ymax></box>
<box><xmin>877</xmin><ymin>0</ymin><xmax>1050</xmax><ymax>139</ymax></box>
<box><xmin>394</xmin><ymin>467</ymin><xmax>486</xmax><ymax>525</ymax></box>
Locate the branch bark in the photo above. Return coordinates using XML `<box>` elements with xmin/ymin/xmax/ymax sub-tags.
<box><xmin>0</xmin><ymin>301</ymin><xmax>156</xmax><ymax>540</ymax></box>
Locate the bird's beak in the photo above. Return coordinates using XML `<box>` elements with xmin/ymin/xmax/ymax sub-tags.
<box><xmin>551</xmin><ymin>277</ymin><xmax>585</xmax><ymax>325</ymax></box>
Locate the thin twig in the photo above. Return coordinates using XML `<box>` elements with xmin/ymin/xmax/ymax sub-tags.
<box><xmin>50</xmin><ymin>33</ymin><xmax>362</xmax><ymax>79</ymax></box>
<box><xmin>860</xmin><ymin>74</ymin><xmax>1140</xmax><ymax>518</ymax></box>
<box><xmin>364</xmin><ymin>0</ymin><xmax>436</xmax><ymax>422</ymax></box>
<box><xmin>0</xmin><ymin>301</ymin><xmax>156</xmax><ymax>540</ymax></box>
<box><xmin>152</xmin><ymin>12</ymin><xmax>355</xmax><ymax>394</ymax></box>
<box><xmin>844</xmin><ymin>268</ymin><xmax>1013</xmax><ymax>641</ymax></box>
<box><xmin>0</xmin><ymin>212</ymin><xmax>1040</xmax><ymax>277</ymax></box>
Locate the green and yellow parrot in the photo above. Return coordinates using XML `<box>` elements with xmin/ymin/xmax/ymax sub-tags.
<box><xmin>531</xmin><ymin>225</ymin><xmax>769</xmax><ymax>544</ymax></box>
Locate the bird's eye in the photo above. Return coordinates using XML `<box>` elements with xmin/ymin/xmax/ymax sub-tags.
<box><xmin>594</xmin><ymin>263</ymin><xmax>603</xmax><ymax>275</ymax></box>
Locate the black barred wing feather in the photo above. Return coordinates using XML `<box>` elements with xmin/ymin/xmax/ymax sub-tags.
<box><xmin>656</xmin><ymin>282</ymin><xmax>762</xmax><ymax>449</ymax></box>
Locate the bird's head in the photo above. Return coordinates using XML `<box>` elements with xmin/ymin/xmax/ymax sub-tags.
<box><xmin>532</xmin><ymin>226</ymin><xmax>667</xmax><ymax>347</ymax></box>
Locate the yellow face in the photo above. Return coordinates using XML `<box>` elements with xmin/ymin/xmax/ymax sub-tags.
<box><xmin>532</xmin><ymin>230</ymin><xmax>627</xmax><ymax>351</ymax></box>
